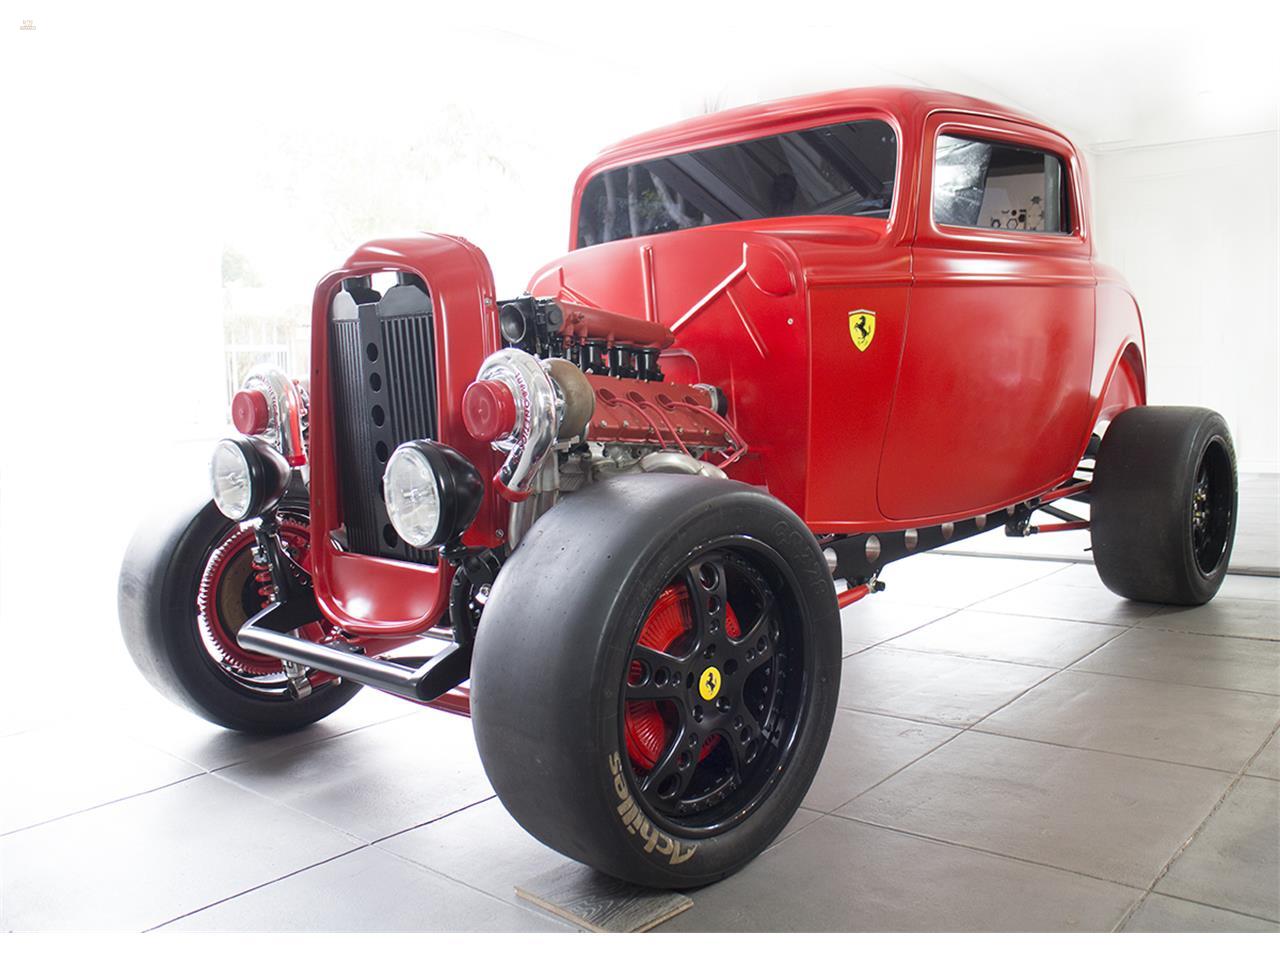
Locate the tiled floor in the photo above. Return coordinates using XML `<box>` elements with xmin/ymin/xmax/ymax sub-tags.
<box><xmin>2</xmin><ymin>554</ymin><xmax>1277</xmax><ymax>932</ymax></box>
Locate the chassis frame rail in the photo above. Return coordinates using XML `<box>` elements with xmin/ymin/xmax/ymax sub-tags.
<box><xmin>825</xmin><ymin>480</ymin><xmax>1090</xmax><ymax>586</ymax></box>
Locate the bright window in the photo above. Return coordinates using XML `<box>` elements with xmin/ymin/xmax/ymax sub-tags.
<box><xmin>933</xmin><ymin>134</ymin><xmax>1069</xmax><ymax>234</ymax></box>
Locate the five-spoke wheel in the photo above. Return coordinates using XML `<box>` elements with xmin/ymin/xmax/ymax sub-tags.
<box><xmin>472</xmin><ymin>473</ymin><xmax>840</xmax><ymax>888</ymax></box>
<box><xmin>624</xmin><ymin>548</ymin><xmax>801</xmax><ymax>834</ymax></box>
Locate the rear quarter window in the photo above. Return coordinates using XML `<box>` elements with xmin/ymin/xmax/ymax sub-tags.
<box><xmin>933</xmin><ymin>134</ymin><xmax>1069</xmax><ymax>234</ymax></box>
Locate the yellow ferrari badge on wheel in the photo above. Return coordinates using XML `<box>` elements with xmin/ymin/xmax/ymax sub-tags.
<box><xmin>849</xmin><ymin>309</ymin><xmax>876</xmax><ymax>352</ymax></box>
<box><xmin>699</xmin><ymin>666</ymin><xmax>721</xmax><ymax>701</ymax></box>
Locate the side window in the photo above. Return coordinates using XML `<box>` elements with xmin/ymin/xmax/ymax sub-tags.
<box><xmin>933</xmin><ymin>134</ymin><xmax>1069</xmax><ymax>234</ymax></box>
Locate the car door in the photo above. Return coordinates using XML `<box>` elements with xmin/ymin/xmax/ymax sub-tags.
<box><xmin>876</xmin><ymin>112</ymin><xmax>1096</xmax><ymax>522</ymax></box>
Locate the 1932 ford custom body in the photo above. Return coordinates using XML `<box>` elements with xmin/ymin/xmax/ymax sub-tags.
<box><xmin>119</xmin><ymin>88</ymin><xmax>1238</xmax><ymax>888</ymax></box>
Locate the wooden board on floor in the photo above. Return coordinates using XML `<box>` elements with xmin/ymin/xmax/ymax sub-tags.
<box><xmin>516</xmin><ymin>862</ymin><xmax>692</xmax><ymax>932</ymax></box>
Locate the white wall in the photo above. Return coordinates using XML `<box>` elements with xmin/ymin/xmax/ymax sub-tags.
<box><xmin>1090</xmin><ymin>133</ymin><xmax>1279</xmax><ymax>473</ymax></box>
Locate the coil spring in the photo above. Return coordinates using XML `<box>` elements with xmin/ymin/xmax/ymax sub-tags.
<box><xmin>251</xmin><ymin>549</ymin><xmax>276</xmax><ymax>605</ymax></box>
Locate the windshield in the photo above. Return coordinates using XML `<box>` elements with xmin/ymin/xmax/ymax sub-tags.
<box><xmin>576</xmin><ymin>118</ymin><xmax>897</xmax><ymax>248</ymax></box>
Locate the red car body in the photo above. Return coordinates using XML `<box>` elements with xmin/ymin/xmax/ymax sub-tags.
<box><xmin>305</xmin><ymin>87</ymin><xmax>1145</xmax><ymax>642</ymax></box>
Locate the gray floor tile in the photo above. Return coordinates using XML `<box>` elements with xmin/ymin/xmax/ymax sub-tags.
<box><xmin>1156</xmin><ymin>776</ymin><xmax>1280</xmax><ymax>921</ymax></box>
<box><xmin>1215</xmin><ymin>575</ymin><xmax>1280</xmax><ymax>604</ymax></box>
<box><xmin>378</xmin><ymin>798</ymin><xmax>572</xmax><ymax>906</ymax></box>
<box><xmin>839</xmin><ymin>647</ymin><xmax>1053</xmax><ymax>726</ymax></box>
<box><xmin>774</xmin><ymin>806</ymin><xmax>824</xmax><ymax>844</ymax></box>
<box><xmin>973</xmin><ymin>580</ymin><xmax>1163</xmax><ymax>626</ymax></box>
<box><xmin>381</xmin><ymin>797</ymin><xmax>819</xmax><ymax>912</ymax></box>
<box><xmin>837</xmin><ymin>731</ymin><xmax>1231</xmax><ymax>887</ymax></box>
<box><xmin>116</xmin><ymin>684</ymin><xmax>420</xmax><ymax>772</ymax></box>
<box><xmin>802</xmin><ymin>710</ymin><xmax>957</xmax><ymax>812</ymax></box>
<box><xmin>1</xmin><ymin>725</ymin><xmax>201</xmax><ymax>835</ymax></box>
<box><xmin>215</xmin><ymin>709</ymin><xmax>494</xmax><ymax>841</ymax></box>
<box><xmin>1141</xmin><ymin>597</ymin><xmax>1280</xmax><ymax>642</ymax></box>
<box><xmin>662</xmin><ymin>816</ymin><xmax>1139</xmax><ymax>932</ymax></box>
<box><xmin>1073</xmin><ymin>626</ymin><xmax>1280</xmax><ymax>695</ymax></box>
<box><xmin>1123</xmin><ymin>893</ymin><xmax>1279</xmax><ymax>932</ymax></box>
<box><xmin>885</xmin><ymin>609</ymin><xmax>1124</xmax><ymax>668</ymax></box>
<box><xmin>163</xmin><ymin>846</ymin><xmax>569</xmax><ymax>931</ymax></box>
<box><xmin>839</xmin><ymin>597</ymin><xmax>954</xmax><ymax>656</ymax></box>
<box><xmin>1037</xmin><ymin>562</ymin><xmax>1113</xmax><ymax>589</ymax></box>
<box><xmin>1248</xmin><ymin>734</ymin><xmax>1280</xmax><ymax>781</ymax></box>
<box><xmin>936</xmin><ymin>531</ymin><xmax>1094</xmax><ymax>567</ymax></box>
<box><xmin>0</xmin><ymin>775</ymin><xmax>358</xmax><ymax>931</ymax></box>
<box><xmin>870</xmin><ymin>554</ymin><xmax>1067</xmax><ymax>607</ymax></box>
<box><xmin>977</xmin><ymin>671</ymin><xmax>1280</xmax><ymax>771</ymax></box>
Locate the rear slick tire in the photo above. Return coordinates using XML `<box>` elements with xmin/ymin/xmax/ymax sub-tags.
<box><xmin>470</xmin><ymin>473</ymin><xmax>841</xmax><ymax>889</ymax></box>
<box><xmin>1091</xmin><ymin>405</ymin><xmax>1238</xmax><ymax>605</ymax></box>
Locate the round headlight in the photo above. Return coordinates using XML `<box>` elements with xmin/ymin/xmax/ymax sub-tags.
<box><xmin>383</xmin><ymin>441</ymin><xmax>484</xmax><ymax>550</ymax></box>
<box><xmin>211</xmin><ymin>439</ymin><xmax>253</xmax><ymax>520</ymax></box>
<box><xmin>210</xmin><ymin>437</ymin><xmax>291</xmax><ymax>521</ymax></box>
<box><xmin>384</xmin><ymin>445</ymin><xmax>443</xmax><ymax>548</ymax></box>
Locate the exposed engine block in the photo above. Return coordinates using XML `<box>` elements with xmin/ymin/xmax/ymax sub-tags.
<box><xmin>463</xmin><ymin>297</ymin><xmax>745</xmax><ymax>545</ymax></box>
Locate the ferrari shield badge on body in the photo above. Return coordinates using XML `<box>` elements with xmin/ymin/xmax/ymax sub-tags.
<box><xmin>849</xmin><ymin>309</ymin><xmax>876</xmax><ymax>352</ymax></box>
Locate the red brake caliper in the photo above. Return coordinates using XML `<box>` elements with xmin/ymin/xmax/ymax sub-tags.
<box><xmin>625</xmin><ymin>585</ymin><xmax>740</xmax><ymax>772</ymax></box>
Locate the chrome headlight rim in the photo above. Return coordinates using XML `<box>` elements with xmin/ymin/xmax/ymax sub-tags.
<box><xmin>383</xmin><ymin>440</ymin><xmax>484</xmax><ymax>550</ymax></box>
<box><xmin>210</xmin><ymin>436</ymin><xmax>291</xmax><ymax>522</ymax></box>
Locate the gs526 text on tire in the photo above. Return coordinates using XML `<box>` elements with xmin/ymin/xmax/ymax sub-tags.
<box><xmin>470</xmin><ymin>473</ymin><xmax>841</xmax><ymax>888</ymax></box>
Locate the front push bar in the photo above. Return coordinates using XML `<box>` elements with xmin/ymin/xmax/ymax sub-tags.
<box><xmin>238</xmin><ymin>599</ymin><xmax>470</xmax><ymax>704</ymax></box>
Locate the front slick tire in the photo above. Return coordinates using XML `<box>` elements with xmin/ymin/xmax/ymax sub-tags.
<box><xmin>471</xmin><ymin>474</ymin><xmax>841</xmax><ymax>889</ymax></box>
<box><xmin>118</xmin><ymin>494</ymin><xmax>361</xmax><ymax>733</ymax></box>
<box><xmin>1092</xmin><ymin>406</ymin><xmax>1238</xmax><ymax>605</ymax></box>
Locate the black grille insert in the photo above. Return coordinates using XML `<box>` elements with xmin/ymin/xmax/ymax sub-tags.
<box><xmin>329</xmin><ymin>275</ymin><xmax>437</xmax><ymax>563</ymax></box>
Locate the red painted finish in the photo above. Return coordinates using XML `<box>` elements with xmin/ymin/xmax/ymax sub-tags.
<box><xmin>529</xmin><ymin>89</ymin><xmax>1144</xmax><ymax>532</ymax></box>
<box><xmin>424</xmin><ymin>688</ymin><xmax>471</xmax><ymax>718</ymax></box>
<box><xmin>558</xmin><ymin>301</ymin><xmax>675</xmax><ymax>349</ymax></box>
<box><xmin>835</xmin><ymin>584</ymin><xmax>871</xmax><ymax>608</ymax></box>
<box><xmin>462</xmin><ymin>379</ymin><xmax>517</xmax><ymax>442</ymax></box>
<box><xmin>1034</xmin><ymin>520</ymin><xmax>1090</xmax><ymax>533</ymax></box>
<box><xmin>302</xmin><ymin>87</ymin><xmax>1145</xmax><ymax>643</ymax></box>
<box><xmin>1039</xmin><ymin>480</ymin><xmax>1092</xmax><ymax>505</ymax></box>
<box><xmin>231</xmin><ymin>389</ymin><xmax>270</xmax><ymax>436</ymax></box>
<box><xmin>307</xmin><ymin>235</ymin><xmax>503</xmax><ymax>638</ymax></box>
<box><xmin>582</xmin><ymin>374</ymin><xmax>746</xmax><ymax>464</ymax></box>
<box><xmin>878</xmin><ymin>113</ymin><xmax>1096</xmax><ymax>521</ymax></box>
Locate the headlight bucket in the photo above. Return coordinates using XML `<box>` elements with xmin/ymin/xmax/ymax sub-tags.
<box><xmin>383</xmin><ymin>441</ymin><xmax>484</xmax><ymax>549</ymax></box>
<box><xmin>210</xmin><ymin>436</ymin><xmax>291</xmax><ymax>521</ymax></box>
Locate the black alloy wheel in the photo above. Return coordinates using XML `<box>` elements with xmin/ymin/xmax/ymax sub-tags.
<box><xmin>622</xmin><ymin>542</ymin><xmax>806</xmax><ymax>837</ymax></box>
<box><xmin>1190</xmin><ymin>437</ymin><xmax>1233</xmax><ymax>577</ymax></box>
<box><xmin>471</xmin><ymin>473</ymin><xmax>841</xmax><ymax>888</ymax></box>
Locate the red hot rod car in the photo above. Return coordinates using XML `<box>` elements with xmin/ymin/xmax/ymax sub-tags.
<box><xmin>120</xmin><ymin>87</ymin><xmax>1238</xmax><ymax>888</ymax></box>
